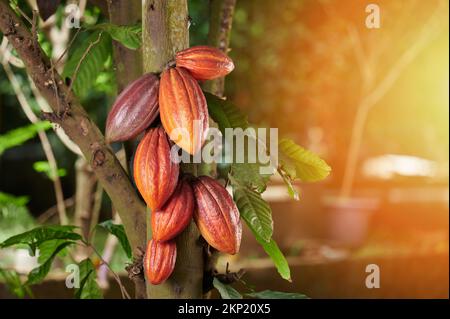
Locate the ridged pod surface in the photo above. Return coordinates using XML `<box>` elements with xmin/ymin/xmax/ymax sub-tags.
<box><xmin>133</xmin><ymin>127</ymin><xmax>179</xmax><ymax>211</ymax></box>
<box><xmin>106</xmin><ymin>73</ymin><xmax>159</xmax><ymax>142</ymax></box>
<box><xmin>144</xmin><ymin>239</ymin><xmax>177</xmax><ymax>285</ymax></box>
<box><xmin>192</xmin><ymin>176</ymin><xmax>242</xmax><ymax>255</ymax></box>
<box><xmin>176</xmin><ymin>46</ymin><xmax>234</xmax><ymax>81</ymax></box>
<box><xmin>152</xmin><ymin>179</ymin><xmax>194</xmax><ymax>242</ymax></box>
<box><xmin>159</xmin><ymin>67</ymin><xmax>209</xmax><ymax>155</ymax></box>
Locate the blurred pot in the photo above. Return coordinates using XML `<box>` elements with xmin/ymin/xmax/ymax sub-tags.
<box><xmin>322</xmin><ymin>196</ymin><xmax>379</xmax><ymax>247</ymax></box>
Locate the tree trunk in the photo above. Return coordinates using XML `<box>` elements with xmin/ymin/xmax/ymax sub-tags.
<box><xmin>204</xmin><ymin>0</ymin><xmax>236</xmax><ymax>97</ymax></box>
<box><xmin>107</xmin><ymin>0</ymin><xmax>143</xmax><ymax>91</ymax></box>
<box><xmin>202</xmin><ymin>0</ymin><xmax>237</xmax><ymax>298</ymax></box>
<box><xmin>107</xmin><ymin>0</ymin><xmax>147</xmax><ymax>299</ymax></box>
<box><xmin>142</xmin><ymin>0</ymin><xmax>204</xmax><ymax>299</ymax></box>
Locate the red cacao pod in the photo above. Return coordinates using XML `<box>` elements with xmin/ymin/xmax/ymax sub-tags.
<box><xmin>192</xmin><ymin>176</ymin><xmax>242</xmax><ymax>255</ymax></box>
<box><xmin>176</xmin><ymin>46</ymin><xmax>234</xmax><ymax>81</ymax></box>
<box><xmin>105</xmin><ymin>73</ymin><xmax>159</xmax><ymax>142</ymax></box>
<box><xmin>152</xmin><ymin>179</ymin><xmax>194</xmax><ymax>242</ymax></box>
<box><xmin>159</xmin><ymin>67</ymin><xmax>209</xmax><ymax>155</ymax></box>
<box><xmin>133</xmin><ymin>127</ymin><xmax>179</xmax><ymax>211</ymax></box>
<box><xmin>144</xmin><ymin>239</ymin><xmax>177</xmax><ymax>285</ymax></box>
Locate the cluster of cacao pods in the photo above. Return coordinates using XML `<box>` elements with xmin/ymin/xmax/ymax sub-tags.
<box><xmin>105</xmin><ymin>46</ymin><xmax>240</xmax><ymax>285</ymax></box>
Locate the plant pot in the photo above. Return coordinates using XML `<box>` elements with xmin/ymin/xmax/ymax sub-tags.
<box><xmin>322</xmin><ymin>196</ymin><xmax>379</xmax><ymax>247</ymax></box>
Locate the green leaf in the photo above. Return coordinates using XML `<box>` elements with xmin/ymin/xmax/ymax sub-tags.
<box><xmin>278</xmin><ymin>168</ymin><xmax>300</xmax><ymax>201</ymax></box>
<box><xmin>246</xmin><ymin>290</ymin><xmax>307</xmax><ymax>299</ymax></box>
<box><xmin>0</xmin><ymin>225</ymin><xmax>82</xmax><ymax>255</ymax></box>
<box><xmin>62</xmin><ymin>31</ymin><xmax>112</xmax><ymax>98</ymax></box>
<box><xmin>33</xmin><ymin>161</ymin><xmax>67</xmax><ymax>181</ymax></box>
<box><xmin>231</xmin><ymin>180</ymin><xmax>273</xmax><ymax>243</ymax></box>
<box><xmin>26</xmin><ymin>241</ymin><xmax>73</xmax><ymax>285</ymax></box>
<box><xmin>205</xmin><ymin>92</ymin><xmax>249</xmax><ymax>131</ymax></box>
<box><xmin>0</xmin><ymin>122</ymin><xmax>52</xmax><ymax>156</ymax></box>
<box><xmin>206</xmin><ymin>93</ymin><xmax>272</xmax><ymax>191</ymax></box>
<box><xmin>231</xmin><ymin>162</ymin><xmax>272</xmax><ymax>193</ymax></box>
<box><xmin>0</xmin><ymin>268</ymin><xmax>33</xmax><ymax>298</ymax></box>
<box><xmin>37</xmin><ymin>239</ymin><xmax>70</xmax><ymax>264</ymax></box>
<box><xmin>213</xmin><ymin>278</ymin><xmax>243</xmax><ymax>299</ymax></box>
<box><xmin>0</xmin><ymin>193</ymin><xmax>35</xmax><ymax>243</ymax></box>
<box><xmin>278</xmin><ymin>138</ymin><xmax>331</xmax><ymax>182</ymax></box>
<box><xmin>75</xmin><ymin>259</ymin><xmax>103</xmax><ymax>299</ymax></box>
<box><xmin>93</xmin><ymin>69</ymin><xmax>117</xmax><ymax>95</ymax></box>
<box><xmin>0</xmin><ymin>192</ymin><xmax>29</xmax><ymax>207</ymax></box>
<box><xmin>97</xmin><ymin>220</ymin><xmax>132</xmax><ymax>259</ymax></box>
<box><xmin>91</xmin><ymin>23</ymin><xmax>142</xmax><ymax>50</ymax></box>
<box><xmin>256</xmin><ymin>237</ymin><xmax>291</xmax><ymax>282</ymax></box>
<box><xmin>230</xmin><ymin>177</ymin><xmax>290</xmax><ymax>281</ymax></box>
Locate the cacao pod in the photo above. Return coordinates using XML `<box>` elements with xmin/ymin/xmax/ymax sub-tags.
<box><xmin>133</xmin><ymin>126</ymin><xmax>179</xmax><ymax>211</ymax></box>
<box><xmin>105</xmin><ymin>73</ymin><xmax>159</xmax><ymax>142</ymax></box>
<box><xmin>176</xmin><ymin>46</ymin><xmax>234</xmax><ymax>81</ymax></box>
<box><xmin>144</xmin><ymin>239</ymin><xmax>177</xmax><ymax>285</ymax></box>
<box><xmin>152</xmin><ymin>179</ymin><xmax>194</xmax><ymax>242</ymax></box>
<box><xmin>192</xmin><ymin>176</ymin><xmax>242</xmax><ymax>255</ymax></box>
<box><xmin>159</xmin><ymin>67</ymin><xmax>209</xmax><ymax>155</ymax></box>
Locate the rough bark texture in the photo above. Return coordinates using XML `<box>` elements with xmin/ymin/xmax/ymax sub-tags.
<box><xmin>143</xmin><ymin>0</ymin><xmax>189</xmax><ymax>73</ymax></box>
<box><xmin>204</xmin><ymin>0</ymin><xmax>236</xmax><ymax>97</ymax></box>
<box><xmin>0</xmin><ymin>0</ymin><xmax>147</xmax><ymax>270</ymax></box>
<box><xmin>142</xmin><ymin>0</ymin><xmax>204</xmax><ymax>299</ymax></box>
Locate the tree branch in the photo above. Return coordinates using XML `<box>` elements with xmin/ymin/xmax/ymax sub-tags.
<box><xmin>338</xmin><ymin>3</ymin><xmax>444</xmax><ymax>200</ymax></box>
<box><xmin>204</xmin><ymin>0</ymin><xmax>236</xmax><ymax>97</ymax></box>
<box><xmin>0</xmin><ymin>0</ymin><xmax>146</xmax><ymax>261</ymax></box>
<box><xmin>73</xmin><ymin>157</ymin><xmax>97</xmax><ymax>259</ymax></box>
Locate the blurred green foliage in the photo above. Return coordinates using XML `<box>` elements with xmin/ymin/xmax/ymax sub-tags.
<box><xmin>0</xmin><ymin>192</ymin><xmax>35</xmax><ymax>243</ymax></box>
<box><xmin>0</xmin><ymin>122</ymin><xmax>51</xmax><ymax>156</ymax></box>
<box><xmin>32</xmin><ymin>161</ymin><xmax>67</xmax><ymax>181</ymax></box>
<box><xmin>0</xmin><ymin>268</ymin><xmax>33</xmax><ymax>298</ymax></box>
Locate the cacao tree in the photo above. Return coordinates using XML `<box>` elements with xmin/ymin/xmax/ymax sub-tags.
<box><xmin>0</xmin><ymin>0</ymin><xmax>330</xmax><ymax>299</ymax></box>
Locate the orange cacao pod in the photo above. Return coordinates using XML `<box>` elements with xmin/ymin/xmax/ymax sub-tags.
<box><xmin>176</xmin><ymin>46</ymin><xmax>234</xmax><ymax>81</ymax></box>
<box><xmin>192</xmin><ymin>176</ymin><xmax>242</xmax><ymax>255</ymax></box>
<box><xmin>105</xmin><ymin>73</ymin><xmax>159</xmax><ymax>142</ymax></box>
<box><xmin>152</xmin><ymin>179</ymin><xmax>194</xmax><ymax>242</ymax></box>
<box><xmin>159</xmin><ymin>67</ymin><xmax>209</xmax><ymax>155</ymax></box>
<box><xmin>144</xmin><ymin>239</ymin><xmax>177</xmax><ymax>285</ymax></box>
<box><xmin>133</xmin><ymin>127</ymin><xmax>179</xmax><ymax>211</ymax></box>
